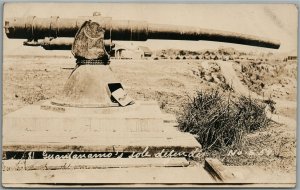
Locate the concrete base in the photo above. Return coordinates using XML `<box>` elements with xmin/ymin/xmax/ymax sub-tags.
<box><xmin>4</xmin><ymin>100</ymin><xmax>175</xmax><ymax>133</ymax></box>
<box><xmin>3</xmin><ymin>100</ymin><xmax>201</xmax><ymax>154</ymax></box>
<box><xmin>53</xmin><ymin>65</ymin><xmax>122</xmax><ymax>108</ymax></box>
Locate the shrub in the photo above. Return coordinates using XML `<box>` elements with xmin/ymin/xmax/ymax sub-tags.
<box><xmin>234</xmin><ymin>95</ymin><xmax>270</xmax><ymax>132</ymax></box>
<box><xmin>177</xmin><ymin>90</ymin><xmax>270</xmax><ymax>151</ymax></box>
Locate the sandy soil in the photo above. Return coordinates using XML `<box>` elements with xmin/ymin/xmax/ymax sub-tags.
<box><xmin>2</xmin><ymin>56</ymin><xmax>297</xmax><ymax>175</ymax></box>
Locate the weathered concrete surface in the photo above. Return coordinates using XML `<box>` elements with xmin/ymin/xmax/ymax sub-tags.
<box><xmin>4</xmin><ymin>101</ymin><xmax>170</xmax><ymax>133</ymax></box>
<box><xmin>53</xmin><ymin>65</ymin><xmax>123</xmax><ymax>108</ymax></box>
<box><xmin>3</xmin><ymin>163</ymin><xmax>295</xmax><ymax>186</ymax></box>
<box><xmin>2</xmin><ymin>166</ymin><xmax>215</xmax><ymax>184</ymax></box>
<box><xmin>204</xmin><ymin>157</ymin><xmax>295</xmax><ymax>185</ymax></box>
<box><xmin>3</xmin><ymin>100</ymin><xmax>201</xmax><ymax>153</ymax></box>
<box><xmin>2</xmin><ymin>158</ymin><xmax>190</xmax><ymax>170</ymax></box>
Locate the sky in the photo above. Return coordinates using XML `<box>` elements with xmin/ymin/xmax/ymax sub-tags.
<box><xmin>3</xmin><ymin>3</ymin><xmax>298</xmax><ymax>55</ymax></box>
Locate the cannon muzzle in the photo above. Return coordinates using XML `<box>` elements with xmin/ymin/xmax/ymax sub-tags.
<box><xmin>4</xmin><ymin>16</ymin><xmax>280</xmax><ymax>49</ymax></box>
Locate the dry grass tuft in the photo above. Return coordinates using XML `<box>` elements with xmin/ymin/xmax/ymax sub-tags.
<box><xmin>177</xmin><ymin>90</ymin><xmax>270</xmax><ymax>151</ymax></box>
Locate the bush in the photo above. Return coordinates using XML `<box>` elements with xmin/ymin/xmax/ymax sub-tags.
<box><xmin>177</xmin><ymin>90</ymin><xmax>270</xmax><ymax>151</ymax></box>
<box><xmin>234</xmin><ymin>95</ymin><xmax>270</xmax><ymax>132</ymax></box>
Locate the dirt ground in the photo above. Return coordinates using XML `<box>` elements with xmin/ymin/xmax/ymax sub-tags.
<box><xmin>2</xmin><ymin>55</ymin><xmax>297</xmax><ymax>175</ymax></box>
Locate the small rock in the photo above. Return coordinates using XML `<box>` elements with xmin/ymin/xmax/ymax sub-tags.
<box><xmin>205</xmin><ymin>75</ymin><xmax>214</xmax><ymax>82</ymax></box>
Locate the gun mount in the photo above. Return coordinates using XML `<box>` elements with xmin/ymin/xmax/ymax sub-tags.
<box><xmin>4</xmin><ymin>13</ymin><xmax>281</xmax><ymax>108</ymax></box>
<box><xmin>23</xmin><ymin>37</ymin><xmax>114</xmax><ymax>50</ymax></box>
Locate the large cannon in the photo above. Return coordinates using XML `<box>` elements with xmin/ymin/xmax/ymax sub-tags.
<box><xmin>4</xmin><ymin>13</ymin><xmax>280</xmax><ymax>108</ymax></box>
<box><xmin>5</xmin><ymin>14</ymin><xmax>280</xmax><ymax>49</ymax></box>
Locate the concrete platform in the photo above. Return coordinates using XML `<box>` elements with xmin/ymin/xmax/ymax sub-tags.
<box><xmin>2</xmin><ymin>166</ymin><xmax>215</xmax><ymax>185</ymax></box>
<box><xmin>3</xmin><ymin>101</ymin><xmax>175</xmax><ymax>133</ymax></box>
<box><xmin>3</xmin><ymin>100</ymin><xmax>201</xmax><ymax>155</ymax></box>
<box><xmin>2</xmin><ymin>158</ymin><xmax>295</xmax><ymax>187</ymax></box>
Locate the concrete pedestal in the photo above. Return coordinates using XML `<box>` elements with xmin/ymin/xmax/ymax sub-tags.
<box><xmin>3</xmin><ymin>100</ymin><xmax>201</xmax><ymax>155</ymax></box>
<box><xmin>52</xmin><ymin>65</ymin><xmax>121</xmax><ymax>107</ymax></box>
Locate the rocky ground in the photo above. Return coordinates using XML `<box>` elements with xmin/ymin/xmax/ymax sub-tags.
<box><xmin>3</xmin><ymin>54</ymin><xmax>297</xmax><ymax>176</ymax></box>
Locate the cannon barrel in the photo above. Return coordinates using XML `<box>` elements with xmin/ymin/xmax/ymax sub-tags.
<box><xmin>24</xmin><ymin>37</ymin><xmax>114</xmax><ymax>50</ymax></box>
<box><xmin>4</xmin><ymin>16</ymin><xmax>280</xmax><ymax>49</ymax></box>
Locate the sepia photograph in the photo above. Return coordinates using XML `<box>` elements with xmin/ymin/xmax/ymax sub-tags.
<box><xmin>1</xmin><ymin>3</ymin><xmax>297</xmax><ymax>188</ymax></box>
